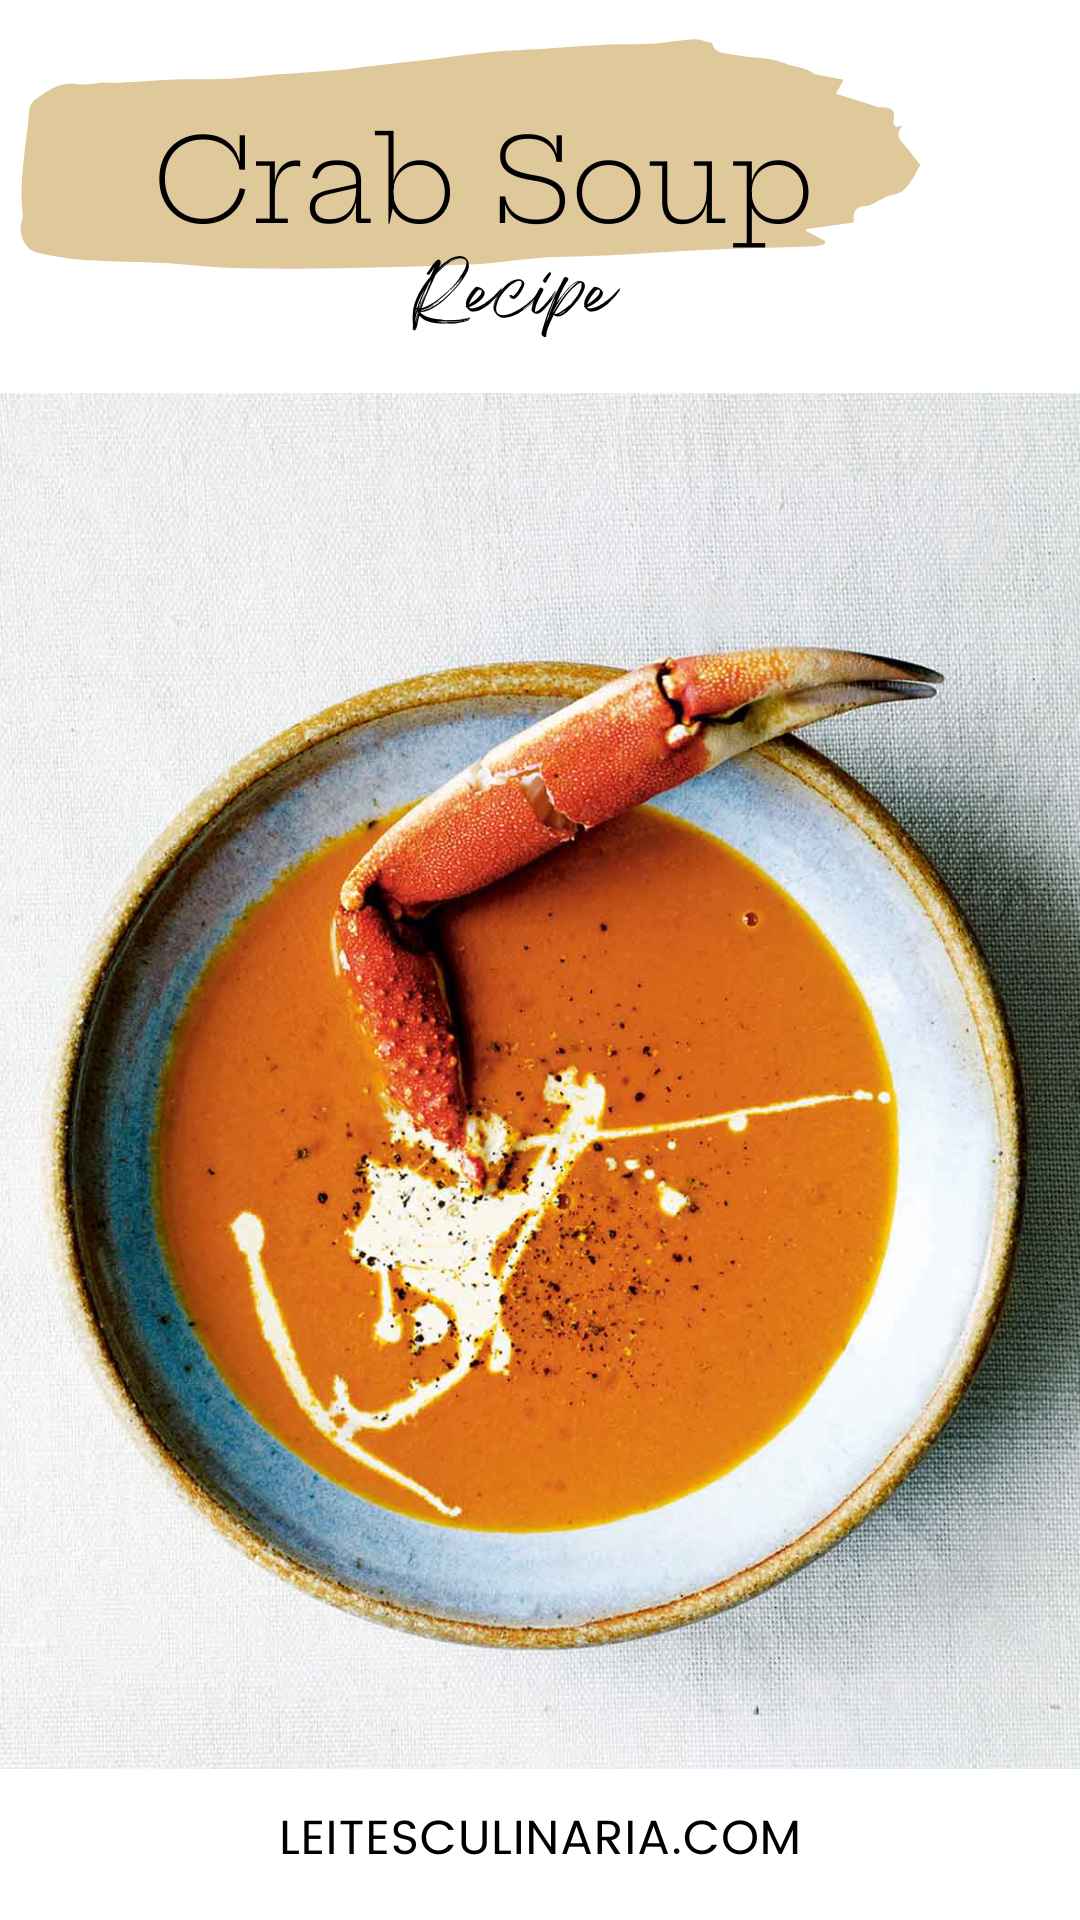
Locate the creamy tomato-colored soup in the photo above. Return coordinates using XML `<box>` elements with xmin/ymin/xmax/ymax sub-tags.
<box><xmin>155</xmin><ymin>805</ymin><xmax>896</xmax><ymax>1530</ymax></box>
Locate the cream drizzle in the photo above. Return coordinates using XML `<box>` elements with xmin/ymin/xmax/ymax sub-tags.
<box><xmin>230</xmin><ymin>1211</ymin><xmax>461</xmax><ymax>1518</ymax></box>
<box><xmin>228</xmin><ymin>1073</ymin><xmax>890</xmax><ymax>1519</ymax></box>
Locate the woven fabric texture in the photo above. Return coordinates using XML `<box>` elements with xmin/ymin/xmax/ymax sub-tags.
<box><xmin>1</xmin><ymin>394</ymin><xmax>1076</xmax><ymax>1767</ymax></box>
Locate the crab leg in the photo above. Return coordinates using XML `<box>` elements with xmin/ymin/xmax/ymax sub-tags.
<box><xmin>334</xmin><ymin>649</ymin><xmax>941</xmax><ymax>1180</ymax></box>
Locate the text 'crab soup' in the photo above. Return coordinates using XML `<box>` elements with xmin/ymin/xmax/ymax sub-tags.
<box><xmin>155</xmin><ymin>805</ymin><xmax>897</xmax><ymax>1530</ymax></box>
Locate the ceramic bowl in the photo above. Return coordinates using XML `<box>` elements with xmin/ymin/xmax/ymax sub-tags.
<box><xmin>52</xmin><ymin>663</ymin><xmax>1022</xmax><ymax>1645</ymax></box>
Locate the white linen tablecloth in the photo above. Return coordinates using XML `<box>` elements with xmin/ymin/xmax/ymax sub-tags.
<box><xmin>1</xmin><ymin>393</ymin><xmax>1076</xmax><ymax>1767</ymax></box>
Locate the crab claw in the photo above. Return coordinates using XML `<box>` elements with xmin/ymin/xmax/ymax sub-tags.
<box><xmin>335</xmin><ymin>649</ymin><xmax>940</xmax><ymax>1179</ymax></box>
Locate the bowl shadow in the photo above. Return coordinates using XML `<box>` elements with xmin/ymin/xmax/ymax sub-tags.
<box><xmin>856</xmin><ymin>757</ymin><xmax>1073</xmax><ymax>1476</ymax></box>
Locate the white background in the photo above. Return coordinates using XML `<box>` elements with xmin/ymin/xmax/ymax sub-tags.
<box><xmin>6</xmin><ymin>1767</ymin><xmax>1076</xmax><ymax>1917</ymax></box>
<box><xmin>2</xmin><ymin>394</ymin><xmax>1077</xmax><ymax>1774</ymax></box>
<box><xmin>2</xmin><ymin>0</ymin><xmax>1078</xmax><ymax>390</ymax></box>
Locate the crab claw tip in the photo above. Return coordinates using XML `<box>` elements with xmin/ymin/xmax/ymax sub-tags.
<box><xmin>857</xmin><ymin>675</ymin><xmax>939</xmax><ymax>701</ymax></box>
<box><xmin>870</xmin><ymin>653</ymin><xmax>944</xmax><ymax>686</ymax></box>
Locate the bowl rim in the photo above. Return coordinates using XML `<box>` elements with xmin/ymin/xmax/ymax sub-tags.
<box><xmin>48</xmin><ymin>660</ymin><xmax>1025</xmax><ymax>1648</ymax></box>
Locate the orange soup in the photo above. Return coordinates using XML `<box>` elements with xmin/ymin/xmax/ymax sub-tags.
<box><xmin>155</xmin><ymin>806</ymin><xmax>896</xmax><ymax>1530</ymax></box>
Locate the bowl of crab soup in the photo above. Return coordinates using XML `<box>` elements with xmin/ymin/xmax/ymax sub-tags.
<box><xmin>52</xmin><ymin>662</ymin><xmax>1021</xmax><ymax>1644</ymax></box>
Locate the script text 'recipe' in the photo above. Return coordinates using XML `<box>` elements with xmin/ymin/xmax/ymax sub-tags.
<box><xmin>158</xmin><ymin>133</ymin><xmax>810</xmax><ymax>245</ymax></box>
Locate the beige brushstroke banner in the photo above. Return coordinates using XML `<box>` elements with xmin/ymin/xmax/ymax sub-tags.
<box><xmin>22</xmin><ymin>41</ymin><xmax>916</xmax><ymax>267</ymax></box>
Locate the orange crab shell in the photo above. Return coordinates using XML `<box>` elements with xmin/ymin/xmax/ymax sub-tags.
<box><xmin>333</xmin><ymin>649</ymin><xmax>941</xmax><ymax>1180</ymax></box>
<box><xmin>334</xmin><ymin>901</ymin><xmax>480</xmax><ymax>1175</ymax></box>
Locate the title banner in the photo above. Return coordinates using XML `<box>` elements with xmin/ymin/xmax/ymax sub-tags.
<box><xmin>22</xmin><ymin>41</ymin><xmax>916</xmax><ymax>268</ymax></box>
